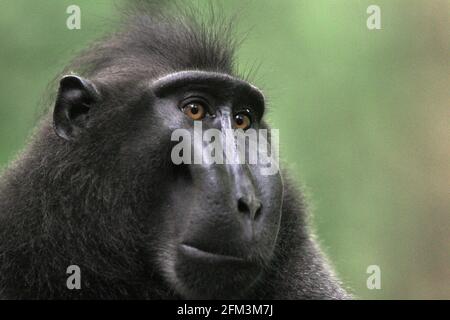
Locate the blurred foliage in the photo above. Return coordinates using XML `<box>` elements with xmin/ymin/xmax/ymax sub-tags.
<box><xmin>0</xmin><ymin>0</ymin><xmax>448</xmax><ymax>299</ymax></box>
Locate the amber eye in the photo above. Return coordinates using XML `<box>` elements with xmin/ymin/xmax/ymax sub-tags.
<box><xmin>182</xmin><ymin>102</ymin><xmax>206</xmax><ymax>120</ymax></box>
<box><xmin>234</xmin><ymin>112</ymin><xmax>252</xmax><ymax>130</ymax></box>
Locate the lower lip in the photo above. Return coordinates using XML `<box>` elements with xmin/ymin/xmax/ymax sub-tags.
<box><xmin>179</xmin><ymin>244</ymin><xmax>249</xmax><ymax>264</ymax></box>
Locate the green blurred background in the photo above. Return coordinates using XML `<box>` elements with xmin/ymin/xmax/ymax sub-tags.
<box><xmin>0</xmin><ymin>0</ymin><xmax>448</xmax><ymax>299</ymax></box>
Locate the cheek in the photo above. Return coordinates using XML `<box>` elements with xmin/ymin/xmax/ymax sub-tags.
<box><xmin>118</xmin><ymin>115</ymin><xmax>176</xmax><ymax>169</ymax></box>
<box><xmin>153</xmin><ymin>99</ymin><xmax>189</xmax><ymax>132</ymax></box>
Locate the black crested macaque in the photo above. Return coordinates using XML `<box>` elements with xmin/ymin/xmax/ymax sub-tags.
<box><xmin>0</xmin><ymin>3</ymin><xmax>350</xmax><ymax>299</ymax></box>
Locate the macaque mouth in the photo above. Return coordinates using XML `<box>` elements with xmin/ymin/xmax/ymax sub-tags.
<box><xmin>179</xmin><ymin>243</ymin><xmax>251</xmax><ymax>264</ymax></box>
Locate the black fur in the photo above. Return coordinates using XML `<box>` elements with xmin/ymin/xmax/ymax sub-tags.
<box><xmin>0</xmin><ymin>2</ymin><xmax>349</xmax><ymax>299</ymax></box>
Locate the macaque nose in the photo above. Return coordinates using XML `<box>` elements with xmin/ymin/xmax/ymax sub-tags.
<box><xmin>237</xmin><ymin>196</ymin><xmax>262</xmax><ymax>220</ymax></box>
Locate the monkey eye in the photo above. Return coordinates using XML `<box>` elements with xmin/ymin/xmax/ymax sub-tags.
<box><xmin>234</xmin><ymin>111</ymin><xmax>252</xmax><ymax>130</ymax></box>
<box><xmin>182</xmin><ymin>102</ymin><xmax>206</xmax><ymax>120</ymax></box>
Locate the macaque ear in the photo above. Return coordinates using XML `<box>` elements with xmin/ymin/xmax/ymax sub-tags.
<box><xmin>53</xmin><ymin>75</ymin><xmax>100</xmax><ymax>140</ymax></box>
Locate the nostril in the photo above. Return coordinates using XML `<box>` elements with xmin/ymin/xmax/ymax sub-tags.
<box><xmin>237</xmin><ymin>197</ymin><xmax>262</xmax><ymax>220</ymax></box>
<box><xmin>254</xmin><ymin>204</ymin><xmax>262</xmax><ymax>219</ymax></box>
<box><xmin>238</xmin><ymin>197</ymin><xmax>250</xmax><ymax>214</ymax></box>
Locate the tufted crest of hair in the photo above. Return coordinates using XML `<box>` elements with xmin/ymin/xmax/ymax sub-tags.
<box><xmin>68</xmin><ymin>1</ymin><xmax>239</xmax><ymax>81</ymax></box>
